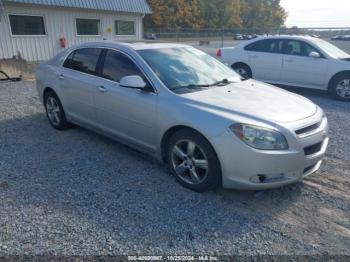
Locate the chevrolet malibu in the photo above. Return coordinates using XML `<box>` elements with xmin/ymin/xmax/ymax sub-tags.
<box><xmin>36</xmin><ymin>42</ymin><xmax>329</xmax><ymax>192</ymax></box>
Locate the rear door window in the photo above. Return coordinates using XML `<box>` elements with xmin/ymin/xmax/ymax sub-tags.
<box><xmin>245</xmin><ymin>39</ymin><xmax>283</xmax><ymax>54</ymax></box>
<box><xmin>63</xmin><ymin>48</ymin><xmax>102</xmax><ymax>75</ymax></box>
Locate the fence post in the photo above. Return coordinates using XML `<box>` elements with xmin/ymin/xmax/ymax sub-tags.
<box><xmin>221</xmin><ymin>28</ymin><xmax>224</xmax><ymax>47</ymax></box>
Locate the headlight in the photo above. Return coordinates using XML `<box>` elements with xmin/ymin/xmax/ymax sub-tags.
<box><xmin>230</xmin><ymin>123</ymin><xmax>288</xmax><ymax>150</ymax></box>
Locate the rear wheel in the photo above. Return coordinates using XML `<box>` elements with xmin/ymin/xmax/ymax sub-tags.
<box><xmin>44</xmin><ymin>91</ymin><xmax>71</xmax><ymax>130</ymax></box>
<box><xmin>329</xmin><ymin>73</ymin><xmax>350</xmax><ymax>101</ymax></box>
<box><xmin>232</xmin><ymin>63</ymin><xmax>252</xmax><ymax>79</ymax></box>
<box><xmin>166</xmin><ymin>129</ymin><xmax>221</xmax><ymax>192</ymax></box>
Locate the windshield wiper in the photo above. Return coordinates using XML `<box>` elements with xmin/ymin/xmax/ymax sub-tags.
<box><xmin>169</xmin><ymin>84</ymin><xmax>210</xmax><ymax>91</ymax></box>
<box><xmin>208</xmin><ymin>77</ymin><xmax>242</xmax><ymax>86</ymax></box>
<box><xmin>209</xmin><ymin>78</ymin><xmax>232</xmax><ymax>86</ymax></box>
<box><xmin>170</xmin><ymin>78</ymin><xmax>240</xmax><ymax>91</ymax></box>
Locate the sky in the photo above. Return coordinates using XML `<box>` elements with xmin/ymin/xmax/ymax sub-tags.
<box><xmin>280</xmin><ymin>0</ymin><xmax>350</xmax><ymax>28</ymax></box>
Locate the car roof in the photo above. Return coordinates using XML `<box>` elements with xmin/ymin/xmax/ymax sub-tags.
<box><xmin>248</xmin><ymin>35</ymin><xmax>320</xmax><ymax>42</ymax></box>
<box><xmin>235</xmin><ymin>35</ymin><xmax>324</xmax><ymax>48</ymax></box>
<box><xmin>76</xmin><ymin>41</ymin><xmax>190</xmax><ymax>51</ymax></box>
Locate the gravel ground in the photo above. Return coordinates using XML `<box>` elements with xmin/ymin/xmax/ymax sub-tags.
<box><xmin>0</xmin><ymin>81</ymin><xmax>349</xmax><ymax>257</ymax></box>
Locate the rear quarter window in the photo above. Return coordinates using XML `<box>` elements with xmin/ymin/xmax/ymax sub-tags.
<box><xmin>63</xmin><ymin>48</ymin><xmax>102</xmax><ymax>75</ymax></box>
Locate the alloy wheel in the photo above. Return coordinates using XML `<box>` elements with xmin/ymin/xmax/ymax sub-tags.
<box><xmin>171</xmin><ymin>139</ymin><xmax>209</xmax><ymax>185</ymax></box>
<box><xmin>336</xmin><ymin>79</ymin><xmax>350</xmax><ymax>98</ymax></box>
<box><xmin>235</xmin><ymin>68</ymin><xmax>249</xmax><ymax>79</ymax></box>
<box><xmin>46</xmin><ymin>96</ymin><xmax>61</xmax><ymax>126</ymax></box>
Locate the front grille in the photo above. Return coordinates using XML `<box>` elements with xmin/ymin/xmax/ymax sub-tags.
<box><xmin>296</xmin><ymin>122</ymin><xmax>321</xmax><ymax>136</ymax></box>
<box><xmin>304</xmin><ymin>142</ymin><xmax>322</xmax><ymax>156</ymax></box>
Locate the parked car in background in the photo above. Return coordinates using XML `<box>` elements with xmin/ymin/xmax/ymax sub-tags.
<box><xmin>144</xmin><ymin>33</ymin><xmax>157</xmax><ymax>40</ymax></box>
<box><xmin>331</xmin><ymin>35</ymin><xmax>343</xmax><ymax>41</ymax></box>
<box><xmin>234</xmin><ymin>34</ymin><xmax>259</xmax><ymax>41</ymax></box>
<box><xmin>36</xmin><ymin>42</ymin><xmax>329</xmax><ymax>192</ymax></box>
<box><xmin>342</xmin><ymin>35</ymin><xmax>350</xmax><ymax>41</ymax></box>
<box><xmin>331</xmin><ymin>35</ymin><xmax>350</xmax><ymax>41</ymax></box>
<box><xmin>311</xmin><ymin>34</ymin><xmax>321</xmax><ymax>38</ymax></box>
<box><xmin>234</xmin><ymin>34</ymin><xmax>244</xmax><ymax>40</ymax></box>
<box><xmin>244</xmin><ymin>34</ymin><xmax>253</xmax><ymax>40</ymax></box>
<box><xmin>217</xmin><ymin>35</ymin><xmax>350</xmax><ymax>101</ymax></box>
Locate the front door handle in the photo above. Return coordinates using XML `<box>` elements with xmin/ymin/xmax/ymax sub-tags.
<box><xmin>98</xmin><ymin>85</ymin><xmax>108</xmax><ymax>93</ymax></box>
<box><xmin>59</xmin><ymin>74</ymin><xmax>65</xmax><ymax>80</ymax></box>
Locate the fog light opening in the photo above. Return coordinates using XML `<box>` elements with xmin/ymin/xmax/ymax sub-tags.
<box><xmin>258</xmin><ymin>175</ymin><xmax>266</xmax><ymax>183</ymax></box>
<box><xmin>251</xmin><ymin>173</ymin><xmax>288</xmax><ymax>184</ymax></box>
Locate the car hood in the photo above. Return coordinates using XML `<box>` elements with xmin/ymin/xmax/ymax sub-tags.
<box><xmin>181</xmin><ymin>80</ymin><xmax>317</xmax><ymax>123</ymax></box>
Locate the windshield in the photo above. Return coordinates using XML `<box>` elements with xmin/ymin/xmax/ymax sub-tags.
<box><xmin>314</xmin><ymin>39</ymin><xmax>349</xmax><ymax>59</ymax></box>
<box><xmin>138</xmin><ymin>47</ymin><xmax>240</xmax><ymax>92</ymax></box>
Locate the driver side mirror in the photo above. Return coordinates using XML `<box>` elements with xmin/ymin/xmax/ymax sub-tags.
<box><xmin>120</xmin><ymin>75</ymin><xmax>147</xmax><ymax>90</ymax></box>
<box><xmin>309</xmin><ymin>51</ymin><xmax>321</xmax><ymax>58</ymax></box>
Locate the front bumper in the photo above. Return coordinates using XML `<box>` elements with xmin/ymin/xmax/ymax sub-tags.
<box><xmin>210</xmin><ymin>112</ymin><xmax>329</xmax><ymax>190</ymax></box>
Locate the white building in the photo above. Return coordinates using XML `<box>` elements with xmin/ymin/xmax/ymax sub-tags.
<box><xmin>0</xmin><ymin>0</ymin><xmax>151</xmax><ymax>61</ymax></box>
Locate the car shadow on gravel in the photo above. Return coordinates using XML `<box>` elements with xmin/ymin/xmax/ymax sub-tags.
<box><xmin>0</xmin><ymin>112</ymin><xmax>305</xmax><ymax>253</ymax></box>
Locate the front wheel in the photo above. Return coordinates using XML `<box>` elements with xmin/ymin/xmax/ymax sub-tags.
<box><xmin>232</xmin><ymin>64</ymin><xmax>252</xmax><ymax>79</ymax></box>
<box><xmin>330</xmin><ymin>74</ymin><xmax>350</xmax><ymax>101</ymax></box>
<box><xmin>166</xmin><ymin>129</ymin><xmax>221</xmax><ymax>192</ymax></box>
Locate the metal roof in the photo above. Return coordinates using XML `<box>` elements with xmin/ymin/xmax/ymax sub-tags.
<box><xmin>4</xmin><ymin>0</ymin><xmax>152</xmax><ymax>14</ymax></box>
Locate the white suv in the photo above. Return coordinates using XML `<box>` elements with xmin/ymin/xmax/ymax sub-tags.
<box><xmin>218</xmin><ymin>35</ymin><xmax>350</xmax><ymax>101</ymax></box>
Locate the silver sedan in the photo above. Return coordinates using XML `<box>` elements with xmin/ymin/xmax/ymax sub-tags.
<box><xmin>36</xmin><ymin>42</ymin><xmax>329</xmax><ymax>192</ymax></box>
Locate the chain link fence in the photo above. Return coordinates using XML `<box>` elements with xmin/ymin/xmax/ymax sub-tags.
<box><xmin>144</xmin><ymin>27</ymin><xmax>350</xmax><ymax>47</ymax></box>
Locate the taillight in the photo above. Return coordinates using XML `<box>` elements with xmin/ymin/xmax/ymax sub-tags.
<box><xmin>216</xmin><ymin>48</ymin><xmax>222</xmax><ymax>57</ymax></box>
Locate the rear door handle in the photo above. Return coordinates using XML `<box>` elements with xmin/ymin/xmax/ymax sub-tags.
<box><xmin>98</xmin><ymin>85</ymin><xmax>108</xmax><ymax>93</ymax></box>
<box><xmin>59</xmin><ymin>74</ymin><xmax>65</xmax><ymax>80</ymax></box>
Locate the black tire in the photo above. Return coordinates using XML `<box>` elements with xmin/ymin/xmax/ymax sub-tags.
<box><xmin>44</xmin><ymin>91</ymin><xmax>71</xmax><ymax>130</ymax></box>
<box><xmin>232</xmin><ymin>63</ymin><xmax>252</xmax><ymax>79</ymax></box>
<box><xmin>166</xmin><ymin>129</ymin><xmax>221</xmax><ymax>192</ymax></box>
<box><xmin>329</xmin><ymin>73</ymin><xmax>350</xmax><ymax>101</ymax></box>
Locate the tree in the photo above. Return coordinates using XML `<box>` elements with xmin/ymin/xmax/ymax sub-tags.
<box><xmin>145</xmin><ymin>0</ymin><xmax>287</xmax><ymax>30</ymax></box>
<box><xmin>145</xmin><ymin>0</ymin><xmax>203</xmax><ymax>29</ymax></box>
<box><xmin>172</xmin><ymin>0</ymin><xmax>203</xmax><ymax>28</ymax></box>
<box><xmin>144</xmin><ymin>0</ymin><xmax>171</xmax><ymax>28</ymax></box>
<box><xmin>197</xmin><ymin>0</ymin><xmax>221</xmax><ymax>28</ymax></box>
<box><xmin>240</xmin><ymin>0</ymin><xmax>287</xmax><ymax>32</ymax></box>
<box><xmin>226</xmin><ymin>0</ymin><xmax>242</xmax><ymax>28</ymax></box>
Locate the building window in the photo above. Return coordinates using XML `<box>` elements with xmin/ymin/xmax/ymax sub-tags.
<box><xmin>76</xmin><ymin>19</ymin><xmax>100</xmax><ymax>36</ymax></box>
<box><xmin>9</xmin><ymin>15</ymin><xmax>46</xmax><ymax>35</ymax></box>
<box><xmin>115</xmin><ymin>20</ymin><xmax>135</xmax><ymax>35</ymax></box>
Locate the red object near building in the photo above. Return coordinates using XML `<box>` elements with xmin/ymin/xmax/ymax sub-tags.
<box><xmin>59</xmin><ymin>37</ymin><xmax>67</xmax><ymax>48</ymax></box>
